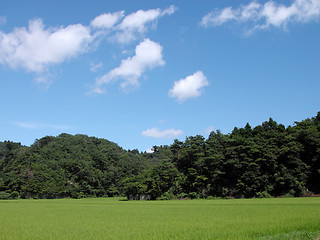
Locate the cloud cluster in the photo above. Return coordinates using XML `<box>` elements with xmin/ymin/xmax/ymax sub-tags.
<box><xmin>88</xmin><ymin>6</ymin><xmax>176</xmax><ymax>92</ymax></box>
<box><xmin>142</xmin><ymin>127</ymin><xmax>183</xmax><ymax>139</ymax></box>
<box><xmin>90</xmin><ymin>5</ymin><xmax>177</xmax><ymax>43</ymax></box>
<box><xmin>169</xmin><ymin>71</ymin><xmax>209</xmax><ymax>103</ymax></box>
<box><xmin>91</xmin><ymin>38</ymin><xmax>164</xmax><ymax>93</ymax></box>
<box><xmin>200</xmin><ymin>0</ymin><xmax>320</xmax><ymax>32</ymax></box>
<box><xmin>0</xmin><ymin>6</ymin><xmax>176</xmax><ymax>84</ymax></box>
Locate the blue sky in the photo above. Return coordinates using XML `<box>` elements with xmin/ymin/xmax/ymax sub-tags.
<box><xmin>1</xmin><ymin>0</ymin><xmax>319</xmax><ymax>152</ymax></box>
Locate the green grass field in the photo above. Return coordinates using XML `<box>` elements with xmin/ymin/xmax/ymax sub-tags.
<box><xmin>0</xmin><ymin>197</ymin><xmax>319</xmax><ymax>240</ymax></box>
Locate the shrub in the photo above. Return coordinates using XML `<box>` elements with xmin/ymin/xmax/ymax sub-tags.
<box><xmin>0</xmin><ymin>191</ymin><xmax>11</xmax><ymax>200</ymax></box>
<box><xmin>10</xmin><ymin>191</ymin><xmax>19</xmax><ymax>199</ymax></box>
<box><xmin>206</xmin><ymin>196</ymin><xmax>222</xmax><ymax>200</ymax></box>
<box><xmin>284</xmin><ymin>189</ymin><xmax>295</xmax><ymax>198</ymax></box>
<box><xmin>256</xmin><ymin>191</ymin><xmax>272</xmax><ymax>198</ymax></box>
<box><xmin>156</xmin><ymin>196</ymin><xmax>169</xmax><ymax>200</ymax></box>
<box><xmin>188</xmin><ymin>192</ymin><xmax>199</xmax><ymax>199</ymax></box>
<box><xmin>176</xmin><ymin>193</ymin><xmax>187</xmax><ymax>199</ymax></box>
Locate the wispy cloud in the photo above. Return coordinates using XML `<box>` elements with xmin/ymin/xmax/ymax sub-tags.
<box><xmin>91</xmin><ymin>38</ymin><xmax>164</xmax><ymax>94</ymax></box>
<box><xmin>114</xmin><ymin>5</ymin><xmax>177</xmax><ymax>43</ymax></box>
<box><xmin>90</xmin><ymin>11</ymin><xmax>124</xmax><ymax>29</ymax></box>
<box><xmin>0</xmin><ymin>16</ymin><xmax>6</xmax><ymax>25</ymax></box>
<box><xmin>142</xmin><ymin>127</ymin><xmax>183</xmax><ymax>139</ymax></box>
<box><xmin>200</xmin><ymin>0</ymin><xmax>320</xmax><ymax>33</ymax></box>
<box><xmin>90</xmin><ymin>62</ymin><xmax>103</xmax><ymax>72</ymax></box>
<box><xmin>205</xmin><ymin>126</ymin><xmax>215</xmax><ymax>135</ymax></box>
<box><xmin>169</xmin><ymin>71</ymin><xmax>209</xmax><ymax>103</ymax></box>
<box><xmin>12</xmin><ymin>122</ymin><xmax>70</xmax><ymax>131</ymax></box>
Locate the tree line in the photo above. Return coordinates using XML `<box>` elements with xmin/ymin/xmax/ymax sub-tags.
<box><xmin>1</xmin><ymin>113</ymin><xmax>319</xmax><ymax>200</ymax></box>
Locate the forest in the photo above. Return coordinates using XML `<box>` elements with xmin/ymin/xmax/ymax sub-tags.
<box><xmin>0</xmin><ymin>112</ymin><xmax>319</xmax><ymax>200</ymax></box>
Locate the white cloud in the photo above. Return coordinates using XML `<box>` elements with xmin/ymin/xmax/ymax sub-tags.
<box><xmin>91</xmin><ymin>38</ymin><xmax>164</xmax><ymax>93</ymax></box>
<box><xmin>119</xmin><ymin>9</ymin><xmax>161</xmax><ymax>31</ymax></box>
<box><xmin>145</xmin><ymin>148</ymin><xmax>154</xmax><ymax>153</ymax></box>
<box><xmin>240</xmin><ymin>2</ymin><xmax>262</xmax><ymax>21</ymax></box>
<box><xmin>200</xmin><ymin>0</ymin><xmax>320</xmax><ymax>32</ymax></box>
<box><xmin>201</xmin><ymin>7</ymin><xmax>237</xmax><ymax>27</ymax></box>
<box><xmin>0</xmin><ymin>19</ymin><xmax>93</xmax><ymax>83</ymax></box>
<box><xmin>90</xmin><ymin>11</ymin><xmax>124</xmax><ymax>29</ymax></box>
<box><xmin>114</xmin><ymin>5</ymin><xmax>177</xmax><ymax>43</ymax></box>
<box><xmin>161</xmin><ymin>5</ymin><xmax>178</xmax><ymax>16</ymax></box>
<box><xmin>142</xmin><ymin>127</ymin><xmax>183</xmax><ymax>139</ymax></box>
<box><xmin>169</xmin><ymin>71</ymin><xmax>209</xmax><ymax>103</ymax></box>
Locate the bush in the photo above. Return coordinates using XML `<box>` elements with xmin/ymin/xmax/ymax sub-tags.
<box><xmin>10</xmin><ymin>191</ymin><xmax>19</xmax><ymax>199</ymax></box>
<box><xmin>156</xmin><ymin>196</ymin><xmax>169</xmax><ymax>200</ymax></box>
<box><xmin>256</xmin><ymin>191</ymin><xmax>272</xmax><ymax>198</ymax></box>
<box><xmin>0</xmin><ymin>191</ymin><xmax>11</xmax><ymax>200</ymax></box>
<box><xmin>284</xmin><ymin>189</ymin><xmax>295</xmax><ymax>198</ymax></box>
<box><xmin>176</xmin><ymin>193</ymin><xmax>187</xmax><ymax>199</ymax></box>
<box><xmin>188</xmin><ymin>192</ymin><xmax>199</xmax><ymax>199</ymax></box>
<box><xmin>206</xmin><ymin>196</ymin><xmax>222</xmax><ymax>200</ymax></box>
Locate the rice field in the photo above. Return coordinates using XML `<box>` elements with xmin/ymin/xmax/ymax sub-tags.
<box><xmin>0</xmin><ymin>197</ymin><xmax>319</xmax><ymax>239</ymax></box>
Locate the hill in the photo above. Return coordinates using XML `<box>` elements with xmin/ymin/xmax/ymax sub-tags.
<box><xmin>0</xmin><ymin>134</ymin><xmax>159</xmax><ymax>199</ymax></box>
<box><xmin>1</xmin><ymin>112</ymin><xmax>319</xmax><ymax>199</ymax></box>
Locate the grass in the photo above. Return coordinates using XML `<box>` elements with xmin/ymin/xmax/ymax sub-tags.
<box><xmin>0</xmin><ymin>197</ymin><xmax>319</xmax><ymax>239</ymax></box>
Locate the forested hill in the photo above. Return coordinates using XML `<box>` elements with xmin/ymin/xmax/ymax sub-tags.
<box><xmin>1</xmin><ymin>113</ymin><xmax>320</xmax><ymax>200</ymax></box>
<box><xmin>0</xmin><ymin>134</ymin><xmax>161</xmax><ymax>199</ymax></box>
